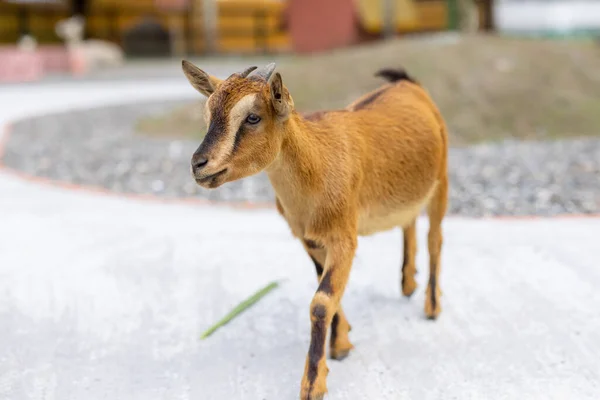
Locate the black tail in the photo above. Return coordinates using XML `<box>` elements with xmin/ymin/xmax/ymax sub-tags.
<box><xmin>375</xmin><ymin>68</ymin><xmax>418</xmax><ymax>85</ymax></box>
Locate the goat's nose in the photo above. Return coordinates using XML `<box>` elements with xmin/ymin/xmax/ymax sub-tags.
<box><xmin>192</xmin><ymin>156</ymin><xmax>209</xmax><ymax>171</ymax></box>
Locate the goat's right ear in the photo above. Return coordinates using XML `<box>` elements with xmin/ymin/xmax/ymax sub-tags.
<box><xmin>269</xmin><ymin>72</ymin><xmax>293</xmax><ymax>118</ymax></box>
<box><xmin>182</xmin><ymin>60</ymin><xmax>223</xmax><ymax>97</ymax></box>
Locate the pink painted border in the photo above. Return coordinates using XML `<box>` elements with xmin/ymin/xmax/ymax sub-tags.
<box><xmin>0</xmin><ymin>46</ymin><xmax>72</xmax><ymax>82</ymax></box>
<box><xmin>1</xmin><ymin>122</ymin><xmax>599</xmax><ymax>219</ymax></box>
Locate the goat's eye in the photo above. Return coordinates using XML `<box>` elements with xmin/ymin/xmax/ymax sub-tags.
<box><xmin>246</xmin><ymin>114</ymin><xmax>261</xmax><ymax>124</ymax></box>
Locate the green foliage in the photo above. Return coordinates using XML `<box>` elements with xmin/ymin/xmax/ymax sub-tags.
<box><xmin>200</xmin><ymin>281</ymin><xmax>280</xmax><ymax>340</ymax></box>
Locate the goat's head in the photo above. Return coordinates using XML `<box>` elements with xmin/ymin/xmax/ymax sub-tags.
<box><xmin>182</xmin><ymin>60</ymin><xmax>294</xmax><ymax>189</ymax></box>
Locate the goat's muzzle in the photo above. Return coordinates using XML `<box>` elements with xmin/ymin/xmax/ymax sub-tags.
<box><xmin>191</xmin><ymin>152</ymin><xmax>228</xmax><ymax>189</ymax></box>
<box><xmin>191</xmin><ymin>153</ymin><xmax>208</xmax><ymax>172</ymax></box>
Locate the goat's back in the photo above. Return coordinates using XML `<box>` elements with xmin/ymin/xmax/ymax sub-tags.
<box><xmin>335</xmin><ymin>78</ymin><xmax>447</xmax><ymax>233</ymax></box>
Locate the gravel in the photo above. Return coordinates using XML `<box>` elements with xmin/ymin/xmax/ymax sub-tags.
<box><xmin>2</xmin><ymin>101</ymin><xmax>599</xmax><ymax>217</ymax></box>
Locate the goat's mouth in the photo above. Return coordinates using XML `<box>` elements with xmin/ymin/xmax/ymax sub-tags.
<box><xmin>194</xmin><ymin>168</ymin><xmax>228</xmax><ymax>188</ymax></box>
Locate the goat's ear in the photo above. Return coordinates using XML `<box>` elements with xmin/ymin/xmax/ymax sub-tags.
<box><xmin>269</xmin><ymin>72</ymin><xmax>293</xmax><ymax>118</ymax></box>
<box><xmin>182</xmin><ymin>60</ymin><xmax>223</xmax><ymax>97</ymax></box>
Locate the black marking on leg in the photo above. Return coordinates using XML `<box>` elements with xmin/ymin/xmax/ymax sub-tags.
<box><xmin>429</xmin><ymin>273</ymin><xmax>437</xmax><ymax>318</ymax></box>
<box><xmin>307</xmin><ymin>305</ymin><xmax>327</xmax><ymax>384</ymax></box>
<box><xmin>401</xmin><ymin>233</ymin><xmax>410</xmax><ymax>287</ymax></box>
<box><xmin>311</xmin><ymin>304</ymin><xmax>327</xmax><ymax>320</ymax></box>
<box><xmin>402</xmin><ymin>232</ymin><xmax>410</xmax><ymax>268</ymax></box>
<box><xmin>310</xmin><ymin>256</ymin><xmax>324</xmax><ymax>277</ymax></box>
<box><xmin>317</xmin><ymin>270</ymin><xmax>333</xmax><ymax>296</ymax></box>
<box><xmin>330</xmin><ymin>313</ymin><xmax>339</xmax><ymax>349</ymax></box>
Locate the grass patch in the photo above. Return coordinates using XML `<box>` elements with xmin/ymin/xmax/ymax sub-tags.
<box><xmin>136</xmin><ymin>34</ymin><xmax>600</xmax><ymax>146</ymax></box>
<box><xmin>200</xmin><ymin>280</ymin><xmax>280</xmax><ymax>340</ymax></box>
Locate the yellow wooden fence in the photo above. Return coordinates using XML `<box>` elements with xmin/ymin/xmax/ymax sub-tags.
<box><xmin>0</xmin><ymin>0</ymin><xmax>492</xmax><ymax>53</ymax></box>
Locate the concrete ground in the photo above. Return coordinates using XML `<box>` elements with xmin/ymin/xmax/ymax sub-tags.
<box><xmin>1</xmin><ymin>73</ymin><xmax>600</xmax><ymax>400</ymax></box>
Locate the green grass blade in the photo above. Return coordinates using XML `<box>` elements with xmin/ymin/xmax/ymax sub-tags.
<box><xmin>200</xmin><ymin>280</ymin><xmax>280</xmax><ymax>340</ymax></box>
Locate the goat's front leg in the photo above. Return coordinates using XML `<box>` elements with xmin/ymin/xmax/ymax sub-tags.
<box><xmin>300</xmin><ymin>233</ymin><xmax>357</xmax><ymax>400</ymax></box>
<box><xmin>302</xmin><ymin>239</ymin><xmax>354</xmax><ymax>361</ymax></box>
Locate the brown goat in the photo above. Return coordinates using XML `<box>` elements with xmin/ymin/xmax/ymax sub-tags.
<box><xmin>182</xmin><ymin>60</ymin><xmax>448</xmax><ymax>400</ymax></box>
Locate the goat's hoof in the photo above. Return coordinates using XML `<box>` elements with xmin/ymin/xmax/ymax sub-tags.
<box><xmin>300</xmin><ymin>362</ymin><xmax>328</xmax><ymax>400</ymax></box>
<box><xmin>402</xmin><ymin>275</ymin><xmax>417</xmax><ymax>298</ymax></box>
<box><xmin>300</xmin><ymin>383</ymin><xmax>327</xmax><ymax>400</ymax></box>
<box><xmin>424</xmin><ymin>300</ymin><xmax>441</xmax><ymax>320</ymax></box>
<box><xmin>424</xmin><ymin>286</ymin><xmax>442</xmax><ymax>319</ymax></box>
<box><xmin>330</xmin><ymin>338</ymin><xmax>354</xmax><ymax>361</ymax></box>
<box><xmin>402</xmin><ymin>282</ymin><xmax>417</xmax><ymax>298</ymax></box>
<box><xmin>330</xmin><ymin>348</ymin><xmax>351</xmax><ymax>361</ymax></box>
<box><xmin>424</xmin><ymin>304</ymin><xmax>441</xmax><ymax>320</ymax></box>
<box><xmin>304</xmin><ymin>395</ymin><xmax>324</xmax><ymax>400</ymax></box>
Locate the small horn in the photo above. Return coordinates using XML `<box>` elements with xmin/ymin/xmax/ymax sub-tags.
<box><xmin>254</xmin><ymin>62</ymin><xmax>276</xmax><ymax>81</ymax></box>
<box><xmin>238</xmin><ymin>65</ymin><xmax>258</xmax><ymax>78</ymax></box>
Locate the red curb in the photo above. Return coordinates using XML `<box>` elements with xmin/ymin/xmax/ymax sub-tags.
<box><xmin>1</xmin><ymin>122</ymin><xmax>599</xmax><ymax>220</ymax></box>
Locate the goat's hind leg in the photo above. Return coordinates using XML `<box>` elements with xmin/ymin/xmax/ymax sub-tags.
<box><xmin>401</xmin><ymin>219</ymin><xmax>418</xmax><ymax>297</ymax></box>
<box><xmin>425</xmin><ymin>177</ymin><xmax>448</xmax><ymax>319</ymax></box>
<box><xmin>303</xmin><ymin>239</ymin><xmax>354</xmax><ymax>361</ymax></box>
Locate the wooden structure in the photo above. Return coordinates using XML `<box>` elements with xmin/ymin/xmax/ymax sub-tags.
<box><xmin>0</xmin><ymin>0</ymin><xmax>290</xmax><ymax>55</ymax></box>
<box><xmin>356</xmin><ymin>0</ymin><xmax>493</xmax><ymax>35</ymax></box>
<box><xmin>287</xmin><ymin>0</ymin><xmax>493</xmax><ymax>53</ymax></box>
<box><xmin>0</xmin><ymin>0</ymin><xmax>494</xmax><ymax>57</ymax></box>
<box><xmin>288</xmin><ymin>0</ymin><xmax>357</xmax><ymax>54</ymax></box>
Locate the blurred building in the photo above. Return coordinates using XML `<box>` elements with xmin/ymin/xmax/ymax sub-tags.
<box><xmin>493</xmin><ymin>0</ymin><xmax>600</xmax><ymax>37</ymax></box>
<box><xmin>0</xmin><ymin>0</ymin><xmax>496</xmax><ymax>57</ymax></box>
<box><xmin>0</xmin><ymin>0</ymin><xmax>290</xmax><ymax>55</ymax></box>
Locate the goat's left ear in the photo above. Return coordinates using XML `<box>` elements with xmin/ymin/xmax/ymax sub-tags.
<box><xmin>182</xmin><ymin>60</ymin><xmax>223</xmax><ymax>98</ymax></box>
<box><xmin>269</xmin><ymin>72</ymin><xmax>293</xmax><ymax>118</ymax></box>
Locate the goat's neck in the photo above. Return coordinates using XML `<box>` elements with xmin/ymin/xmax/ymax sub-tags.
<box><xmin>266</xmin><ymin>113</ymin><xmax>323</xmax><ymax>205</ymax></box>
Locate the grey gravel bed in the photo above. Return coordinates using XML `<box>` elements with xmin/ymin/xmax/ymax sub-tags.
<box><xmin>2</xmin><ymin>101</ymin><xmax>599</xmax><ymax>217</ymax></box>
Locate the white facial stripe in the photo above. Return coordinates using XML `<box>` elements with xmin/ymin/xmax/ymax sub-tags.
<box><xmin>229</xmin><ymin>94</ymin><xmax>258</xmax><ymax>130</ymax></box>
<box><xmin>213</xmin><ymin>94</ymin><xmax>257</xmax><ymax>163</ymax></box>
<box><xmin>204</xmin><ymin>100</ymin><xmax>212</xmax><ymax>125</ymax></box>
<box><xmin>202</xmin><ymin>93</ymin><xmax>258</xmax><ymax>166</ymax></box>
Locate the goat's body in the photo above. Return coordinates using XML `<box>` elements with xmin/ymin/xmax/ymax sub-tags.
<box><xmin>354</xmin><ymin>80</ymin><xmax>446</xmax><ymax>235</ymax></box>
<box><xmin>269</xmin><ymin>78</ymin><xmax>447</xmax><ymax>239</ymax></box>
<box><xmin>357</xmin><ymin>182</ymin><xmax>438</xmax><ymax>235</ymax></box>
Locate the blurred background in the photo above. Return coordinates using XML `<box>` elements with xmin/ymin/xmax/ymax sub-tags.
<box><xmin>1</xmin><ymin>0</ymin><xmax>599</xmax><ymax>216</ymax></box>
<box><xmin>1</xmin><ymin>4</ymin><xmax>599</xmax><ymax>398</ymax></box>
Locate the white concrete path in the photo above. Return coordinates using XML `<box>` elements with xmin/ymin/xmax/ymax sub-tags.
<box><xmin>1</xmin><ymin>78</ymin><xmax>600</xmax><ymax>400</ymax></box>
